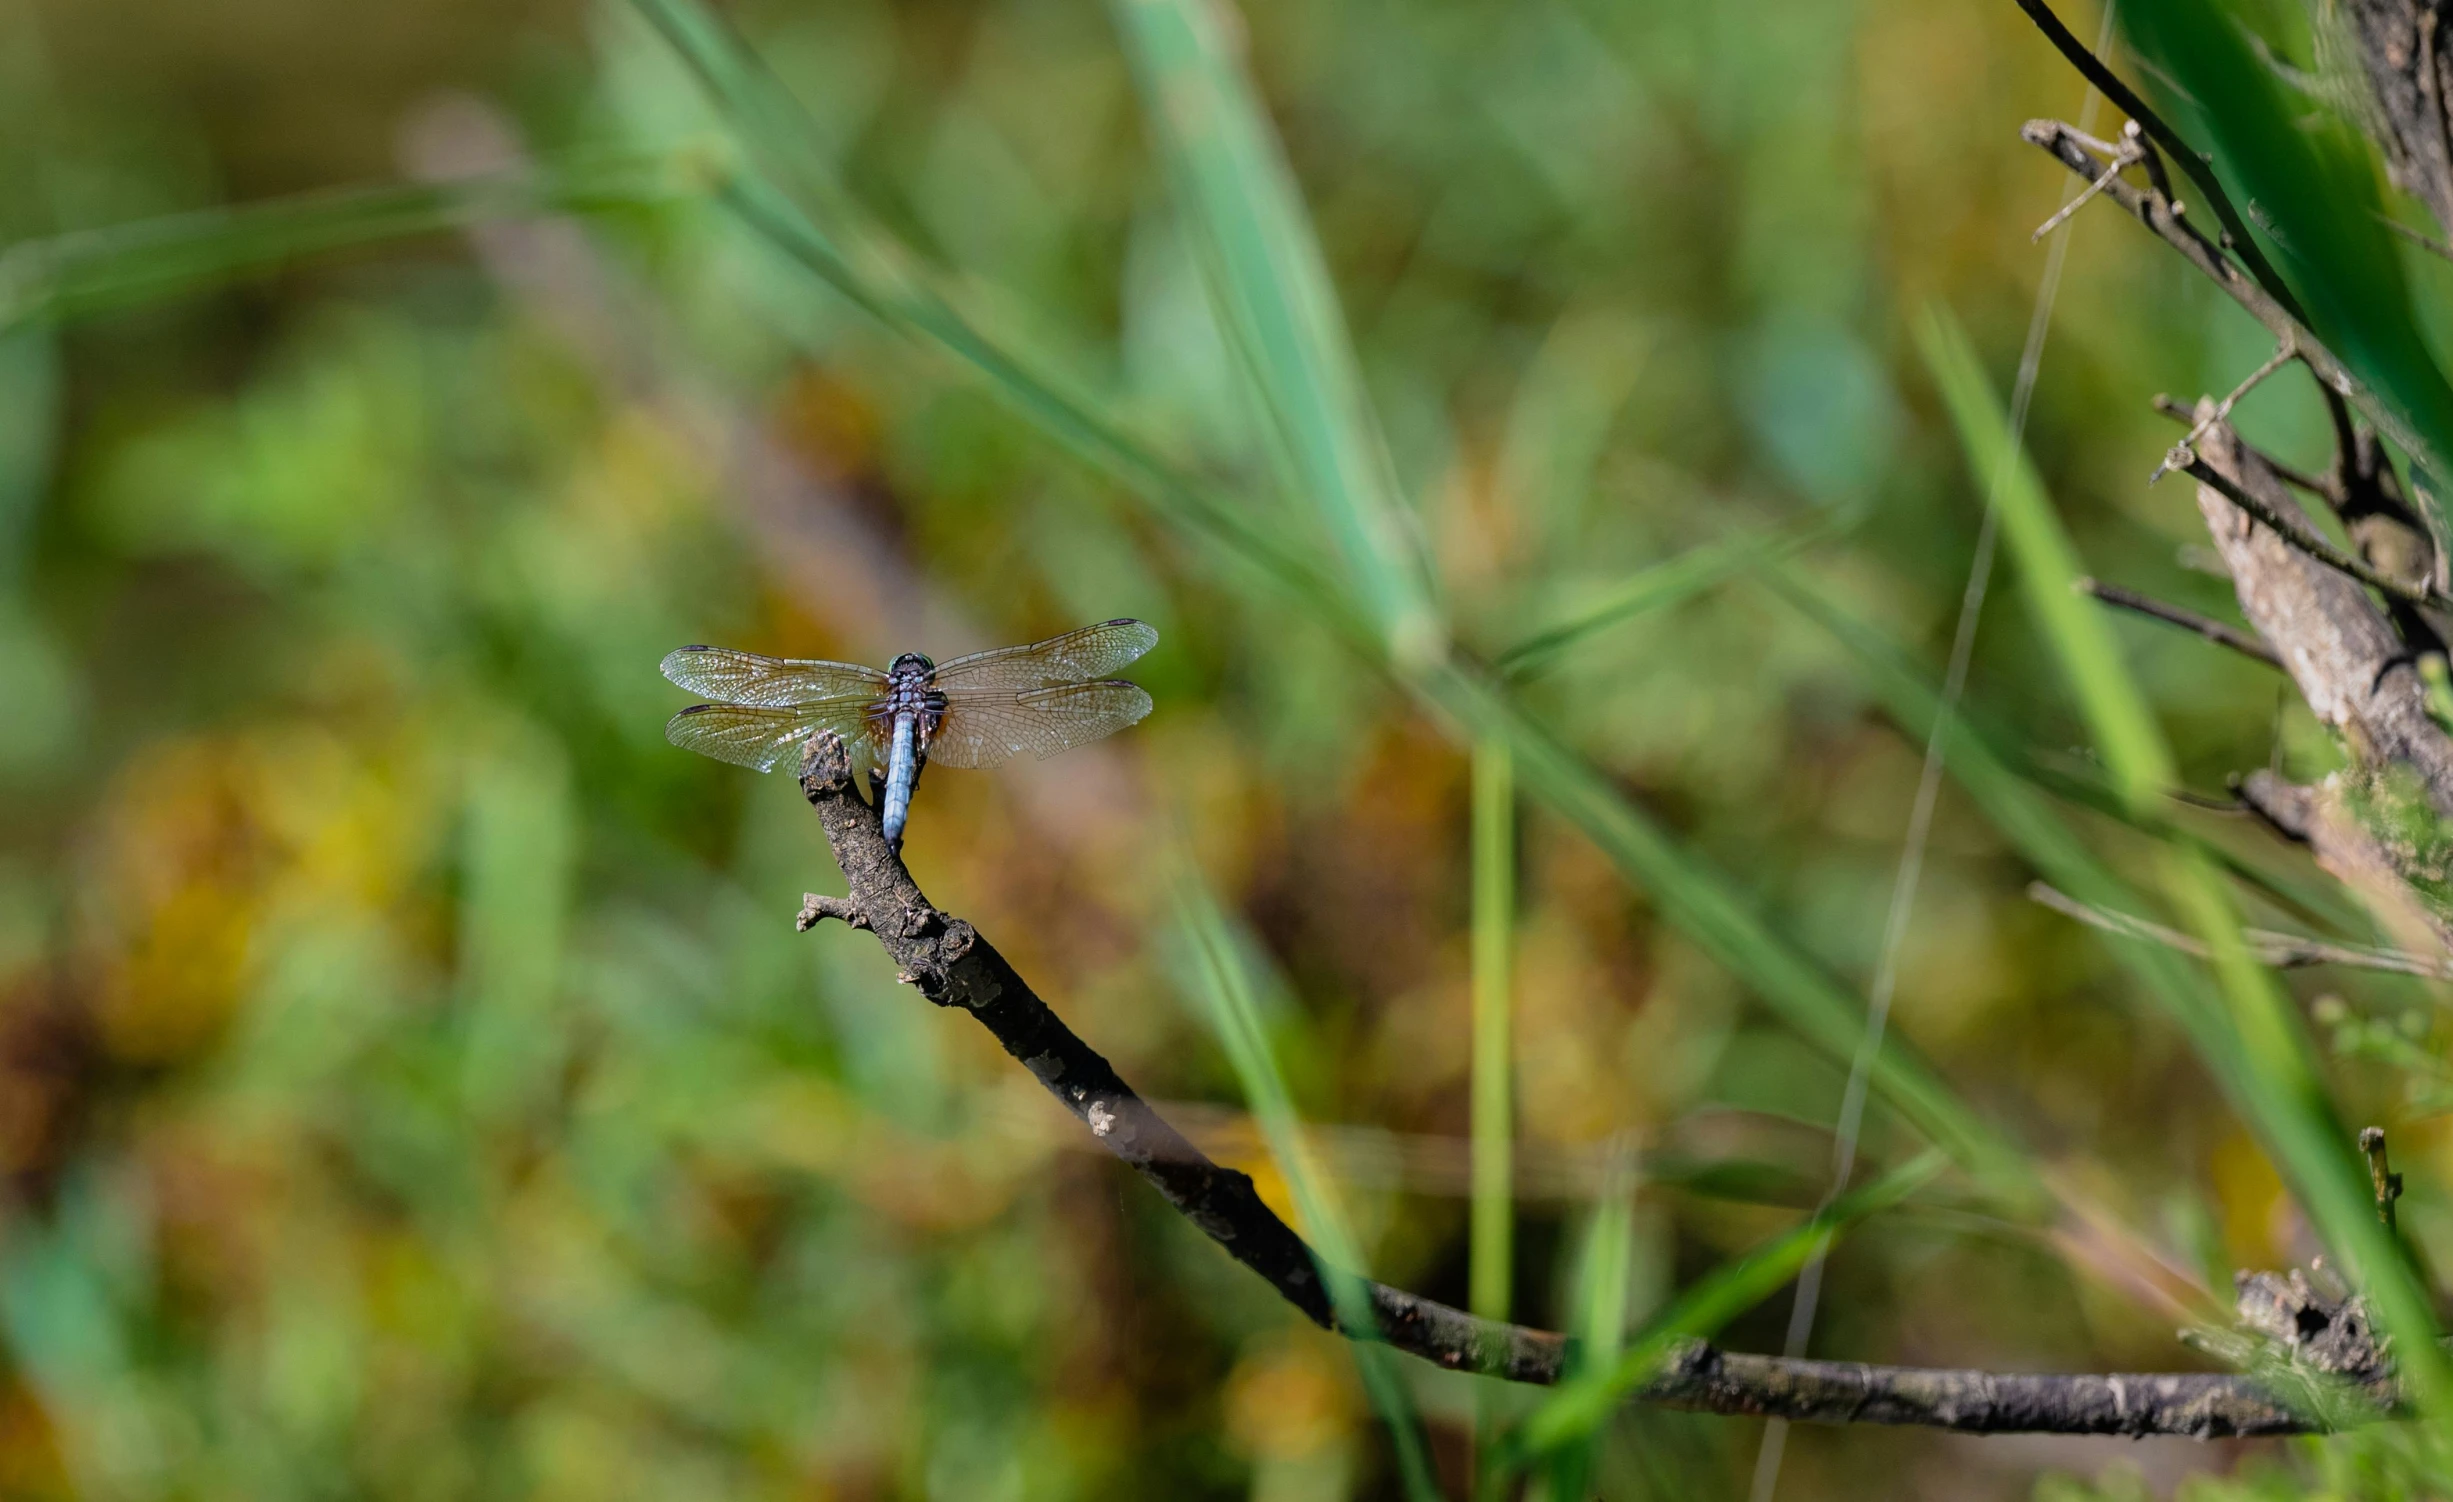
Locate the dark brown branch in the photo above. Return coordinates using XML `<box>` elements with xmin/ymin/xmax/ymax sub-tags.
<box><xmin>2007</xmin><ymin>0</ymin><xmax>2311</xmax><ymax>326</ymax></box>
<box><xmin>2020</xmin><ymin>119</ymin><xmax>2443</xmax><ymax>478</ymax></box>
<box><xmin>2077</xmin><ymin>576</ymin><xmax>2283</xmax><ymax>667</ymax></box>
<box><xmin>786</xmin><ymin>730</ymin><xmax>2337</xmax><ymax>1437</ymax></box>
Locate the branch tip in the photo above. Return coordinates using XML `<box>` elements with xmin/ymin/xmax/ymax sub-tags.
<box><xmin>796</xmin><ymin>893</ymin><xmax>870</xmax><ymax>932</ymax></box>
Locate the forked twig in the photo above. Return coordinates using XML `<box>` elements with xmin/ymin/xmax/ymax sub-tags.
<box><xmin>2151</xmin><ymin>394</ymin><xmax>2340</xmax><ymax>502</ymax></box>
<box><xmin>2034</xmin><ymin>141</ymin><xmax>2141</xmax><ymax>241</ymax></box>
<box><xmin>2020</xmin><ymin>119</ymin><xmax>2444</xmax><ymax>482</ymax></box>
<box><xmin>2153</xmin><ymin>337</ymin><xmax>2299</xmax><ymax>484</ymax></box>
<box><xmin>2007</xmin><ymin>0</ymin><xmax>2310</xmax><ymax>326</ymax></box>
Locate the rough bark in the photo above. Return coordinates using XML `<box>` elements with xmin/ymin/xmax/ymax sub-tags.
<box><xmin>2343</xmin><ymin>0</ymin><xmax>2453</xmax><ymax>232</ymax></box>
<box><xmin>2192</xmin><ymin>412</ymin><xmax>2453</xmax><ymax>815</ymax></box>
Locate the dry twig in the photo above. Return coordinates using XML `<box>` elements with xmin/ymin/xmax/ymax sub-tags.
<box><xmin>2020</xmin><ymin>118</ymin><xmax>2443</xmax><ymax>479</ymax></box>
<box><xmin>2076</xmin><ymin>577</ymin><xmax>2283</xmax><ymax>668</ymax></box>
<box><xmin>2028</xmin><ymin>882</ymin><xmax>2451</xmax><ymax>979</ymax></box>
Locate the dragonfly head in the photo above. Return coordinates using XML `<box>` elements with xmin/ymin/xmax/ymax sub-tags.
<box><xmin>888</xmin><ymin>651</ymin><xmax>936</xmax><ymax>679</ymax></box>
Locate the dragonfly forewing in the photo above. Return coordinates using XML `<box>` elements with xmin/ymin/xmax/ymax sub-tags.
<box><xmin>927</xmin><ymin>680</ymin><xmax>1154</xmax><ymax>769</ymax></box>
<box><xmin>660</xmin><ymin>645</ymin><xmax>887</xmax><ymax>708</ymax></box>
<box><xmin>929</xmin><ymin>619</ymin><xmax>1158</xmax><ymax>694</ymax></box>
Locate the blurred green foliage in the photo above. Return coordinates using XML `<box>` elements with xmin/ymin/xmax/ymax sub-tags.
<box><xmin>7</xmin><ymin>0</ymin><xmax>2453</xmax><ymax>1496</ymax></box>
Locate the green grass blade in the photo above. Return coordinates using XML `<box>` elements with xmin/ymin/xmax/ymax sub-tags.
<box><xmin>1173</xmin><ymin>876</ymin><xmax>1442</xmax><ymax>1502</ymax></box>
<box><xmin>1537</xmin><ymin>1148</ymin><xmax>1638</xmax><ymax>1502</ymax></box>
<box><xmin>629</xmin><ymin>0</ymin><xmax>1365</xmax><ymax>641</ymax></box>
<box><xmin>1918</xmin><ymin>304</ymin><xmax>2453</xmax><ymax>1426</ymax></box>
<box><xmin>1768</xmin><ymin>567</ymin><xmax>2361</xmax><ymax>936</ymax></box>
<box><xmin>1502</xmin><ymin>1151</ymin><xmax>1946</xmax><ymax>1467</ymax></box>
<box><xmin>0</xmin><ymin>155</ymin><xmax>694</xmax><ymax>332</ymax></box>
<box><xmin>1108</xmin><ymin>0</ymin><xmax>1442</xmax><ymax>663</ymax></box>
<box><xmin>1421</xmin><ymin>662</ymin><xmax>2041</xmax><ymax>1206</ymax></box>
<box><xmin>1498</xmin><ymin>511</ymin><xmax>1849</xmax><ymax>681</ymax></box>
<box><xmin>1470</xmin><ymin>736</ymin><xmax>1514</xmax><ymax>1496</ymax></box>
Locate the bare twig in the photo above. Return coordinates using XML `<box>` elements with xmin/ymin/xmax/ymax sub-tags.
<box><xmin>2152</xmin><ymin>337</ymin><xmax>2299</xmax><ymax>484</ymax></box>
<box><xmin>2152</xmin><ymin>394</ymin><xmax>2341</xmax><ymax>502</ymax></box>
<box><xmin>2382</xmin><ymin>211</ymin><xmax>2453</xmax><ymax>265</ymax></box>
<box><xmin>2021</xmin><ymin>118</ymin><xmax>2445</xmax><ymax>482</ymax></box>
<box><xmin>795</xmin><ymin>893</ymin><xmax>870</xmax><ymax>930</ymax></box>
<box><xmin>2008</xmin><ymin>0</ymin><xmax>2312</xmax><ymax>326</ymax></box>
<box><xmin>2034</xmin><ymin>143</ymin><xmax>2140</xmax><ymax>240</ymax></box>
<box><xmin>2028</xmin><ymin>882</ymin><xmax>2452</xmax><ymax>978</ymax></box>
<box><xmin>786</xmin><ymin>729</ymin><xmax>2344</xmax><ymax>1435</ymax></box>
<box><xmin>2076</xmin><ymin>577</ymin><xmax>2283</xmax><ymax>667</ymax></box>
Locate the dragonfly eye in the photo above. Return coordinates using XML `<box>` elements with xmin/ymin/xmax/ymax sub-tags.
<box><xmin>889</xmin><ymin>652</ymin><xmax>936</xmax><ymax>676</ymax></box>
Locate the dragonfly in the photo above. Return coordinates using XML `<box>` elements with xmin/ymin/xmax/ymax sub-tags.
<box><xmin>660</xmin><ymin>619</ymin><xmax>1158</xmax><ymax>847</ymax></box>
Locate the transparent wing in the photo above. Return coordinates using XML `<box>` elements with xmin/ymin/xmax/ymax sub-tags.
<box><xmin>660</xmin><ymin>645</ymin><xmax>886</xmax><ymax>708</ymax></box>
<box><xmin>931</xmin><ymin>619</ymin><xmax>1158</xmax><ymax>694</ymax></box>
<box><xmin>926</xmin><ymin>680</ymin><xmax>1154</xmax><ymax>770</ymax></box>
<box><xmin>664</xmin><ymin>703</ymin><xmax>884</xmax><ymax>774</ymax></box>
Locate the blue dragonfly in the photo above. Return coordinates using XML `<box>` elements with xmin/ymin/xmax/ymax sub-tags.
<box><xmin>661</xmin><ymin>619</ymin><xmax>1157</xmax><ymax>847</ymax></box>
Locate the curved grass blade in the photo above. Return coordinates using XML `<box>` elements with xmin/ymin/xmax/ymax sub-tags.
<box><xmin>1497</xmin><ymin>510</ymin><xmax>1853</xmax><ymax>681</ymax></box>
<box><xmin>1538</xmin><ymin>1146</ymin><xmax>1638</xmax><ymax>1502</ymax></box>
<box><xmin>1108</xmin><ymin>0</ymin><xmax>1442</xmax><ymax>663</ymax></box>
<box><xmin>0</xmin><ymin>155</ymin><xmax>694</xmax><ymax>332</ymax></box>
<box><xmin>1171</xmin><ymin>875</ymin><xmax>1442</xmax><ymax>1502</ymax></box>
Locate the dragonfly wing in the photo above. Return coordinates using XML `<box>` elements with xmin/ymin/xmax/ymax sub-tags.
<box><xmin>929</xmin><ymin>619</ymin><xmax>1157</xmax><ymax>694</ymax></box>
<box><xmin>927</xmin><ymin>680</ymin><xmax>1153</xmax><ymax>769</ymax></box>
<box><xmin>665</xmin><ymin>703</ymin><xmax>882</xmax><ymax>773</ymax></box>
<box><xmin>660</xmin><ymin>645</ymin><xmax>886</xmax><ymax>707</ymax></box>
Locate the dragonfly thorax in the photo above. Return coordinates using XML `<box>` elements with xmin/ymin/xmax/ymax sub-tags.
<box><xmin>873</xmin><ymin>656</ymin><xmax>949</xmax><ymax>746</ymax></box>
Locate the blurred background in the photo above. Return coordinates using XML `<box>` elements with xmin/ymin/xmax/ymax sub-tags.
<box><xmin>0</xmin><ymin>0</ymin><xmax>2434</xmax><ymax>1494</ymax></box>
